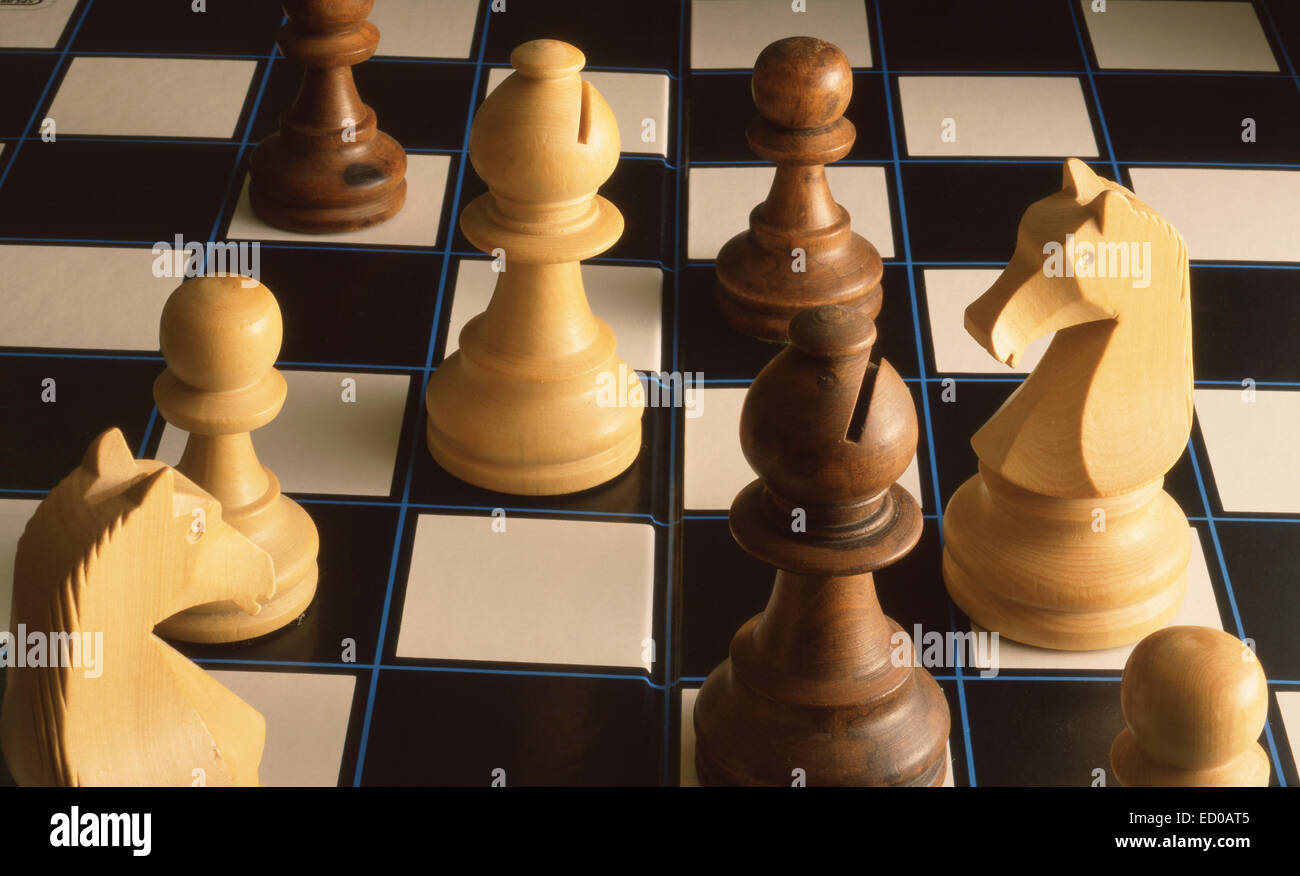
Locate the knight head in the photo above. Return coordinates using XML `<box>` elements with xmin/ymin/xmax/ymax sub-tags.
<box><xmin>965</xmin><ymin>159</ymin><xmax>1178</xmax><ymax>367</ymax></box>
<box><xmin>77</xmin><ymin>429</ymin><xmax>276</xmax><ymax>622</ymax></box>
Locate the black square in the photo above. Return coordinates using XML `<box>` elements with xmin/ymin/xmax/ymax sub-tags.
<box><xmin>482</xmin><ymin>0</ymin><xmax>679</xmax><ymax>72</ymax></box>
<box><xmin>0</xmin><ymin>53</ymin><xmax>58</xmax><ymax>137</ymax></box>
<box><xmin>72</xmin><ymin>0</ymin><xmax>284</xmax><ymax>56</ymax></box>
<box><xmin>253</xmin><ymin>247</ymin><xmax>444</xmax><ymax>370</ymax></box>
<box><xmin>1098</xmin><ymin>74</ymin><xmax>1300</xmax><ymax>163</ymax></box>
<box><xmin>0</xmin><ymin>354</ymin><xmax>158</xmax><ymax>490</ymax></box>
<box><xmin>0</xmin><ymin>140</ymin><xmax>238</xmax><ymax>241</ymax></box>
<box><xmin>876</xmin><ymin>0</ymin><xmax>1085</xmax><ymax>72</ymax></box>
<box><xmin>361</xmin><ymin>669</ymin><xmax>663</xmax><ymax>785</ymax></box>
<box><xmin>1214</xmin><ymin>521</ymin><xmax>1300</xmax><ymax>681</ymax></box>
<box><xmin>900</xmin><ymin>161</ymin><xmax>1069</xmax><ymax>263</ymax></box>
<box><xmin>1191</xmin><ymin>267</ymin><xmax>1300</xmax><ymax>384</ymax></box>
<box><xmin>963</xmin><ymin>679</ymin><xmax>1123</xmax><ymax>787</ymax></box>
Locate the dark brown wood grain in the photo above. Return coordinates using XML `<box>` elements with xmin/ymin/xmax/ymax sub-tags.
<box><xmin>249</xmin><ymin>0</ymin><xmax>407</xmax><ymax>233</ymax></box>
<box><xmin>715</xmin><ymin>37</ymin><xmax>884</xmax><ymax>342</ymax></box>
<box><xmin>694</xmin><ymin>305</ymin><xmax>950</xmax><ymax>786</ymax></box>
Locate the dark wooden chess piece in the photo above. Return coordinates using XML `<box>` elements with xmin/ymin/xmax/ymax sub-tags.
<box><xmin>693</xmin><ymin>305</ymin><xmax>949</xmax><ymax>786</ymax></box>
<box><xmin>250</xmin><ymin>0</ymin><xmax>407</xmax><ymax>233</ymax></box>
<box><xmin>715</xmin><ymin>37</ymin><xmax>883</xmax><ymax>342</ymax></box>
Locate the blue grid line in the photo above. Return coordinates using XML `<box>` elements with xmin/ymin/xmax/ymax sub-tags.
<box><xmin>1071</xmin><ymin>0</ymin><xmax>1288</xmax><ymax>786</ymax></box>
<box><xmin>131</xmin><ymin>16</ymin><xmax>285</xmax><ymax>457</ymax></box>
<box><xmin>349</xmin><ymin>4</ymin><xmax>493</xmax><ymax>788</ymax></box>
<box><xmin>873</xmin><ymin>0</ymin><xmax>977</xmax><ymax>789</ymax></box>
<box><xmin>0</xmin><ymin>0</ymin><xmax>95</xmax><ymax>194</ymax></box>
<box><xmin>660</xmin><ymin>0</ymin><xmax>688</xmax><ymax>785</ymax></box>
<box><xmin>1067</xmin><ymin>0</ymin><xmax>1122</xmax><ymax>183</ymax></box>
<box><xmin>1187</xmin><ymin>444</ymin><xmax>1289</xmax><ymax>783</ymax></box>
<box><xmin>195</xmin><ymin>658</ymin><xmax>666</xmax><ymax>687</ymax></box>
<box><xmin>1259</xmin><ymin>0</ymin><xmax>1300</xmax><ymax>97</ymax></box>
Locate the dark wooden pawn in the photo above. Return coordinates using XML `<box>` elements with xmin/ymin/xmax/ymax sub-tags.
<box><xmin>715</xmin><ymin>37</ymin><xmax>883</xmax><ymax>342</ymax></box>
<box><xmin>694</xmin><ymin>305</ymin><xmax>949</xmax><ymax>786</ymax></box>
<box><xmin>250</xmin><ymin>0</ymin><xmax>406</xmax><ymax>233</ymax></box>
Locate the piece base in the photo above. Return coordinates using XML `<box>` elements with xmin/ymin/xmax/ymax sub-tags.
<box><xmin>156</xmin><ymin>564</ymin><xmax>317</xmax><ymax>644</ymax></box>
<box><xmin>426</xmin><ymin>416</ymin><xmax>641</xmax><ymax>497</ymax></box>
<box><xmin>157</xmin><ymin>495</ymin><xmax>321</xmax><ymax>644</ymax></box>
<box><xmin>249</xmin><ymin>130</ymin><xmax>408</xmax><ymax>234</ymax></box>
<box><xmin>1110</xmin><ymin>729</ymin><xmax>1270</xmax><ymax>787</ymax></box>
<box><xmin>693</xmin><ymin>618</ymin><xmax>950</xmax><ymax>787</ymax></box>
<box><xmin>942</xmin><ymin>471</ymin><xmax>1191</xmax><ymax>651</ymax></box>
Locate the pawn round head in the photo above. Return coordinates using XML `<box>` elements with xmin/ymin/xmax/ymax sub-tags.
<box><xmin>1121</xmin><ymin>626</ymin><xmax>1269</xmax><ymax>770</ymax></box>
<box><xmin>159</xmin><ymin>276</ymin><xmax>283</xmax><ymax>392</ymax></box>
<box><xmin>752</xmin><ymin>36</ymin><xmax>852</xmax><ymax>130</ymax></box>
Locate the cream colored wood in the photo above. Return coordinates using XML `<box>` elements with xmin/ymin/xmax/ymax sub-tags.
<box><xmin>943</xmin><ymin>158</ymin><xmax>1194</xmax><ymax>650</ymax></box>
<box><xmin>153</xmin><ymin>276</ymin><xmax>319</xmax><ymax>643</ymax></box>
<box><xmin>425</xmin><ymin>39</ymin><xmax>643</xmax><ymax>495</ymax></box>
<box><xmin>0</xmin><ymin>429</ymin><xmax>273</xmax><ymax>786</ymax></box>
<box><xmin>1111</xmin><ymin>626</ymin><xmax>1270</xmax><ymax>787</ymax></box>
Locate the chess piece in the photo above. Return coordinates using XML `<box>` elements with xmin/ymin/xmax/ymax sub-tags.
<box><xmin>1110</xmin><ymin>626</ymin><xmax>1270</xmax><ymax>786</ymax></box>
<box><xmin>942</xmin><ymin>159</ymin><xmax>1194</xmax><ymax>650</ymax></box>
<box><xmin>153</xmin><ymin>276</ymin><xmax>319</xmax><ymax>643</ymax></box>
<box><xmin>0</xmin><ymin>429</ymin><xmax>273</xmax><ymax>786</ymax></box>
<box><xmin>715</xmin><ymin>37</ymin><xmax>883</xmax><ymax>342</ymax></box>
<box><xmin>250</xmin><ymin>0</ymin><xmax>407</xmax><ymax>232</ymax></box>
<box><xmin>694</xmin><ymin>305</ymin><xmax>949</xmax><ymax>786</ymax></box>
<box><xmin>425</xmin><ymin>40</ymin><xmax>643</xmax><ymax>495</ymax></box>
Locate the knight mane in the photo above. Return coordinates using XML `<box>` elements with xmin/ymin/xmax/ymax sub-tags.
<box><xmin>9</xmin><ymin>468</ymin><xmax>139</xmax><ymax>785</ymax></box>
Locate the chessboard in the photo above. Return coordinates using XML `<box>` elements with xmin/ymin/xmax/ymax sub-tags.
<box><xmin>1</xmin><ymin>0</ymin><xmax>1298</xmax><ymax>788</ymax></box>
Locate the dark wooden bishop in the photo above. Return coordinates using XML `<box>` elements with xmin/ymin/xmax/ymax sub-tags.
<box><xmin>250</xmin><ymin>0</ymin><xmax>406</xmax><ymax>233</ymax></box>
<box><xmin>715</xmin><ymin>37</ymin><xmax>883</xmax><ymax>342</ymax></box>
<box><xmin>694</xmin><ymin>305</ymin><xmax>949</xmax><ymax>786</ymax></box>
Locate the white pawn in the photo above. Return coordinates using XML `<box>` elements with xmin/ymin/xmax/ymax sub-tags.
<box><xmin>1111</xmin><ymin>626</ymin><xmax>1270</xmax><ymax>786</ymax></box>
<box><xmin>153</xmin><ymin>276</ymin><xmax>319</xmax><ymax>643</ymax></box>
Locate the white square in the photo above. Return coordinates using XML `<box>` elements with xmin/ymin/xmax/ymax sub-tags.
<box><xmin>1195</xmin><ymin>388</ymin><xmax>1300</xmax><ymax>513</ymax></box>
<box><xmin>444</xmin><ymin>259</ymin><xmax>663</xmax><ymax>372</ymax></box>
<box><xmin>0</xmin><ymin>500</ymin><xmax>41</xmax><ymax>635</ymax></box>
<box><xmin>0</xmin><ymin>0</ymin><xmax>78</xmax><ymax>49</ymax></box>
<box><xmin>208</xmin><ymin>670</ymin><xmax>356</xmax><ymax>787</ymax></box>
<box><xmin>370</xmin><ymin>0</ymin><xmax>479</xmax><ymax>58</ymax></box>
<box><xmin>157</xmin><ymin>370</ymin><xmax>410</xmax><ymax>497</ymax></box>
<box><xmin>225</xmin><ymin>153</ymin><xmax>451</xmax><ymax>248</ymax></box>
<box><xmin>0</xmin><ymin>245</ymin><xmax>177</xmax><ymax>350</ymax></box>
<box><xmin>1128</xmin><ymin>168</ymin><xmax>1300</xmax><ymax>262</ymax></box>
<box><xmin>924</xmin><ymin>269</ymin><xmax>1050</xmax><ymax>374</ymax></box>
<box><xmin>898</xmin><ymin>76</ymin><xmax>1098</xmax><ymax>157</ymax></box>
<box><xmin>46</xmin><ymin>57</ymin><xmax>256</xmax><ymax>138</ymax></box>
<box><xmin>1081</xmin><ymin>0</ymin><xmax>1278</xmax><ymax>71</ymax></box>
<box><xmin>688</xmin><ymin>166</ymin><xmax>894</xmax><ymax>261</ymax></box>
<box><xmin>486</xmin><ymin>68</ymin><xmax>671</xmax><ymax>158</ymax></box>
<box><xmin>684</xmin><ymin>386</ymin><xmax>922</xmax><ymax>510</ymax></box>
<box><xmin>396</xmin><ymin>513</ymin><xmax>656</xmax><ymax>670</ymax></box>
<box><xmin>679</xmin><ymin>687</ymin><xmax>954</xmax><ymax>786</ymax></box>
<box><xmin>690</xmin><ymin>0</ymin><xmax>872</xmax><ymax>69</ymax></box>
<box><xmin>1277</xmin><ymin>692</ymin><xmax>1300</xmax><ymax>779</ymax></box>
<box><xmin>969</xmin><ymin>527</ymin><xmax>1222</xmax><ymax>671</ymax></box>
